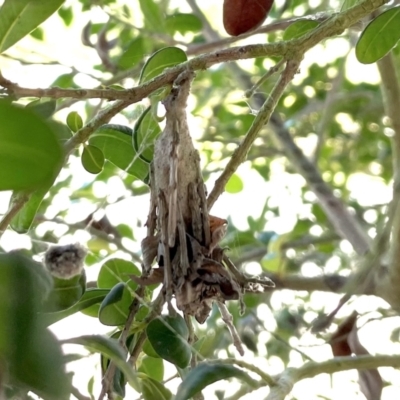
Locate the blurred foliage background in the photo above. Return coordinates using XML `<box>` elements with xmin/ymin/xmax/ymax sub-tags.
<box><xmin>1</xmin><ymin>0</ymin><xmax>400</xmax><ymax>399</ymax></box>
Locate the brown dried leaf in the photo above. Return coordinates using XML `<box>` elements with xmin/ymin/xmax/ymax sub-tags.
<box><xmin>329</xmin><ymin>313</ymin><xmax>383</xmax><ymax>400</ymax></box>
<box><xmin>129</xmin><ymin>268</ymin><xmax>164</xmax><ymax>286</ymax></box>
<box><xmin>329</xmin><ymin>312</ymin><xmax>357</xmax><ymax>357</ymax></box>
<box><xmin>141</xmin><ymin>234</ymin><xmax>159</xmax><ymax>272</ymax></box>
<box><xmin>209</xmin><ymin>215</ymin><xmax>228</xmax><ymax>253</ymax></box>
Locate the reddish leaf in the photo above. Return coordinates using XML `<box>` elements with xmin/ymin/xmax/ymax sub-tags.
<box><xmin>329</xmin><ymin>313</ymin><xmax>383</xmax><ymax>400</ymax></box>
<box><xmin>223</xmin><ymin>0</ymin><xmax>274</xmax><ymax>36</ymax></box>
<box><xmin>329</xmin><ymin>312</ymin><xmax>357</xmax><ymax>357</ymax></box>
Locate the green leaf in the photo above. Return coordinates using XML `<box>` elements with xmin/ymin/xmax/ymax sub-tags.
<box><xmin>30</xmin><ymin>27</ymin><xmax>44</xmax><ymax>40</ymax></box>
<box><xmin>26</xmin><ymin>99</ymin><xmax>57</xmax><ymax>119</ymax></box>
<box><xmin>42</xmin><ymin>288</ymin><xmax>110</xmax><ymax>326</ymax></box>
<box><xmin>283</xmin><ymin>20</ymin><xmax>319</xmax><ymax>40</ymax></box>
<box><xmin>82</xmin><ymin>144</ymin><xmax>105</xmax><ymax>174</ymax></box>
<box><xmin>356</xmin><ymin>7</ymin><xmax>400</xmax><ymax>64</ymax></box>
<box><xmin>0</xmin><ymin>252</ymin><xmax>70</xmax><ymax>399</ymax></box>
<box><xmin>51</xmin><ymin>72</ymin><xmax>77</xmax><ymax>88</ymax></box>
<box><xmin>63</xmin><ymin>335</ymin><xmax>139</xmax><ymax>388</ymax></box>
<box><xmin>10</xmin><ymin>183</ymin><xmax>52</xmax><ymax>233</ymax></box>
<box><xmin>138</xmin><ymin>356</ymin><xmax>164</xmax><ymax>382</ymax></box>
<box><xmin>139</xmin><ymin>47</ymin><xmax>187</xmax><ymax>84</ymax></box>
<box><xmin>146</xmin><ymin>315</ymin><xmax>191</xmax><ymax>368</ymax></box>
<box><xmin>100</xmin><ymin>332</ymin><xmax>136</xmax><ymax>397</ymax></box>
<box><xmin>140</xmin><ymin>375</ymin><xmax>172</xmax><ymax>400</ymax></box>
<box><xmin>225</xmin><ymin>174</ymin><xmax>244</xmax><ymax>194</ymax></box>
<box><xmin>138</xmin><ymin>0</ymin><xmax>165</xmax><ymax>32</ymax></box>
<box><xmin>133</xmin><ymin>106</ymin><xmax>162</xmax><ymax>163</ymax></box>
<box><xmin>0</xmin><ymin>102</ymin><xmax>63</xmax><ymax>191</ymax></box>
<box><xmin>98</xmin><ymin>258</ymin><xmax>140</xmax><ymax>291</ymax></box>
<box><xmin>89</xmin><ymin>124</ymin><xmax>149</xmax><ymax>182</ymax></box>
<box><xmin>143</xmin><ymin>338</ymin><xmax>161</xmax><ymax>358</ymax></box>
<box><xmin>42</xmin><ymin>271</ymin><xmax>86</xmax><ymax>313</ymax></box>
<box><xmin>66</xmin><ymin>111</ymin><xmax>83</xmax><ymax>132</ymax></box>
<box><xmin>58</xmin><ymin>5</ymin><xmax>73</xmax><ymax>26</ymax></box>
<box><xmin>98</xmin><ymin>282</ymin><xmax>132</xmax><ymax>326</ymax></box>
<box><xmin>165</xmin><ymin>13</ymin><xmax>202</xmax><ymax>34</ymax></box>
<box><xmin>0</xmin><ymin>0</ymin><xmax>65</xmax><ymax>53</ymax></box>
<box><xmin>176</xmin><ymin>363</ymin><xmax>256</xmax><ymax>400</ymax></box>
<box><xmin>118</xmin><ymin>37</ymin><xmax>146</xmax><ymax>70</ymax></box>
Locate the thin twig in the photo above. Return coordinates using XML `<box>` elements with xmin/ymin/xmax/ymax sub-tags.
<box><xmin>98</xmin><ymin>286</ymin><xmax>145</xmax><ymax>400</ymax></box>
<box><xmin>128</xmin><ymin>291</ymin><xmax>166</xmax><ymax>365</ymax></box>
<box><xmin>244</xmin><ymin>59</ymin><xmax>285</xmax><ymax>98</ymax></box>
<box><xmin>217</xmin><ymin>302</ymin><xmax>245</xmax><ymax>356</ymax></box>
<box><xmin>64</xmin><ymin>100</ymin><xmax>132</xmax><ymax>155</ymax></box>
<box><xmin>208</xmin><ymin>358</ymin><xmax>275</xmax><ymax>386</ymax></box>
<box><xmin>186</xmin><ymin>14</ymin><xmax>330</xmax><ymax>56</ymax></box>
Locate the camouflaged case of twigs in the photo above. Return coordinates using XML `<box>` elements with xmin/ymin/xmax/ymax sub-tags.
<box><xmin>131</xmin><ymin>70</ymin><xmax>273</xmax><ymax>328</ymax></box>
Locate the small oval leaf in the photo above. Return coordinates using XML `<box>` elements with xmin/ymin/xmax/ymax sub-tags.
<box><xmin>225</xmin><ymin>173</ymin><xmax>244</xmax><ymax>193</ymax></box>
<box><xmin>138</xmin><ymin>357</ymin><xmax>164</xmax><ymax>382</ymax></box>
<box><xmin>146</xmin><ymin>315</ymin><xmax>191</xmax><ymax>368</ymax></box>
<box><xmin>176</xmin><ymin>363</ymin><xmax>256</xmax><ymax>400</ymax></box>
<box><xmin>42</xmin><ymin>271</ymin><xmax>86</xmax><ymax>312</ymax></box>
<box><xmin>139</xmin><ymin>47</ymin><xmax>187</xmax><ymax>84</ymax></box>
<box><xmin>42</xmin><ymin>288</ymin><xmax>110</xmax><ymax>326</ymax></box>
<box><xmin>0</xmin><ymin>102</ymin><xmax>63</xmax><ymax>191</ymax></box>
<box><xmin>118</xmin><ymin>37</ymin><xmax>146</xmax><ymax>70</ymax></box>
<box><xmin>89</xmin><ymin>124</ymin><xmax>149</xmax><ymax>182</ymax></box>
<box><xmin>138</xmin><ymin>0</ymin><xmax>165</xmax><ymax>32</ymax></box>
<box><xmin>82</xmin><ymin>144</ymin><xmax>105</xmax><ymax>174</ymax></box>
<box><xmin>356</xmin><ymin>7</ymin><xmax>400</xmax><ymax>64</ymax></box>
<box><xmin>133</xmin><ymin>106</ymin><xmax>162</xmax><ymax>163</ymax></box>
<box><xmin>165</xmin><ymin>13</ymin><xmax>202</xmax><ymax>34</ymax></box>
<box><xmin>99</xmin><ymin>282</ymin><xmax>132</xmax><ymax>326</ymax></box>
<box><xmin>66</xmin><ymin>111</ymin><xmax>83</xmax><ymax>132</ymax></box>
<box><xmin>98</xmin><ymin>258</ymin><xmax>140</xmax><ymax>291</ymax></box>
<box><xmin>283</xmin><ymin>20</ymin><xmax>319</xmax><ymax>41</ymax></box>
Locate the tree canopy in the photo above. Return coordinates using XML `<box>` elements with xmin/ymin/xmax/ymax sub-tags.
<box><xmin>1</xmin><ymin>0</ymin><xmax>400</xmax><ymax>399</ymax></box>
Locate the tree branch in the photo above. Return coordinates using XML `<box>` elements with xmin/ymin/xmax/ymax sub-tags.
<box><xmin>266</xmin><ymin>354</ymin><xmax>400</xmax><ymax>400</ymax></box>
<box><xmin>0</xmin><ymin>0</ymin><xmax>388</xmax><ymax>103</ymax></box>
<box><xmin>209</xmin><ymin>358</ymin><xmax>275</xmax><ymax>386</ymax></box>
<box><xmin>376</xmin><ymin>52</ymin><xmax>400</xmax><ymax>309</ymax></box>
<box><xmin>186</xmin><ymin>14</ymin><xmax>330</xmax><ymax>56</ymax></box>
<box><xmin>266</xmin><ymin>273</ymin><xmax>349</xmax><ymax>293</ymax></box>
